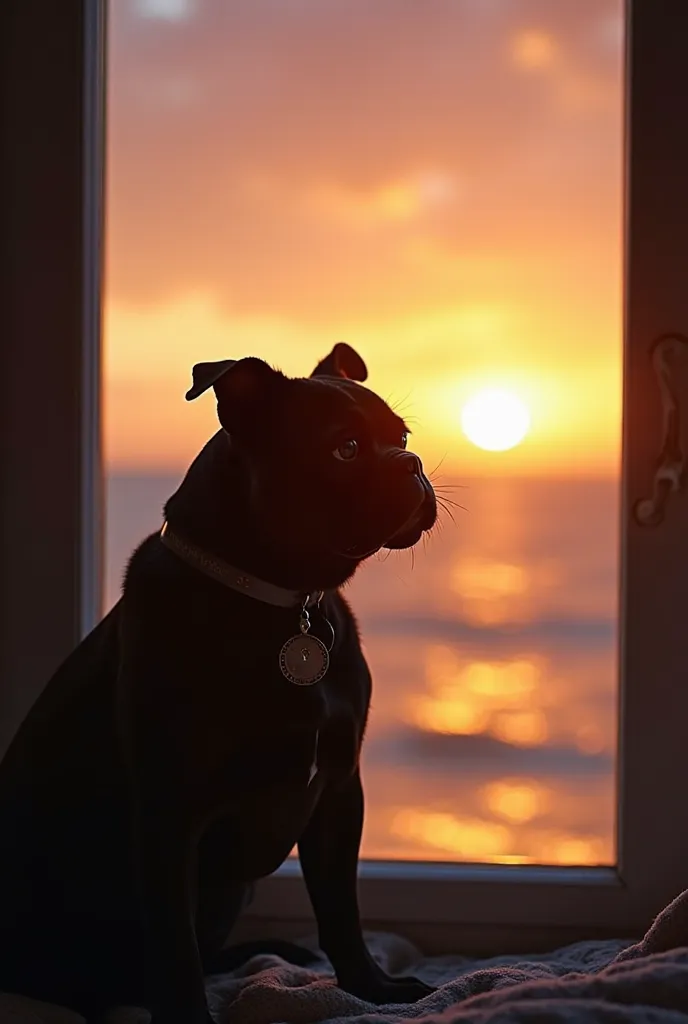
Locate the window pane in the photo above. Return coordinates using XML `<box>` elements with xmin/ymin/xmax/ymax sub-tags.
<box><xmin>104</xmin><ymin>0</ymin><xmax>623</xmax><ymax>866</ymax></box>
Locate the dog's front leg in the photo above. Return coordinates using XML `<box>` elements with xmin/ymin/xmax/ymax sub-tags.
<box><xmin>298</xmin><ymin>769</ymin><xmax>432</xmax><ymax>1005</ymax></box>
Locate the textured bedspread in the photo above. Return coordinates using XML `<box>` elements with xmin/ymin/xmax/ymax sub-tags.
<box><xmin>4</xmin><ymin>888</ymin><xmax>688</xmax><ymax>1023</ymax></box>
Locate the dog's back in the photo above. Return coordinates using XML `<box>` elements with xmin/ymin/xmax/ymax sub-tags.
<box><xmin>0</xmin><ymin>600</ymin><xmax>145</xmax><ymax>1010</ymax></box>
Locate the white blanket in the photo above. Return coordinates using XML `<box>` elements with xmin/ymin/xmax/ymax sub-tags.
<box><xmin>4</xmin><ymin>888</ymin><xmax>688</xmax><ymax>1024</ymax></box>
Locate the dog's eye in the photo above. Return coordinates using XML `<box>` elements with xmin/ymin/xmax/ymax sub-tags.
<box><xmin>401</xmin><ymin>432</ymin><xmax>409</xmax><ymax>449</ymax></box>
<box><xmin>333</xmin><ymin>439</ymin><xmax>358</xmax><ymax>461</ymax></box>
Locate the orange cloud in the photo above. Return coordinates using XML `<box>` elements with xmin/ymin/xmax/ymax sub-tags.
<box><xmin>510</xmin><ymin>29</ymin><xmax>560</xmax><ymax>70</ymax></box>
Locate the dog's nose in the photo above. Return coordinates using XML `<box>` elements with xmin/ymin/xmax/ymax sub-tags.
<box><xmin>399</xmin><ymin>451</ymin><xmax>422</xmax><ymax>477</ymax></box>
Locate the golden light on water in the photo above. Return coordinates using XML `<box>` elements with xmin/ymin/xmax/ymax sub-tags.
<box><xmin>454</xmin><ymin>561</ymin><xmax>530</xmax><ymax>602</ymax></box>
<box><xmin>412</xmin><ymin>698</ymin><xmax>489</xmax><ymax>736</ymax></box>
<box><xmin>390</xmin><ymin>805</ymin><xmax>611</xmax><ymax>866</ymax></box>
<box><xmin>404</xmin><ymin>645</ymin><xmax>615</xmax><ymax>765</ymax></box>
<box><xmin>550</xmin><ymin>837</ymin><xmax>607</xmax><ymax>865</ymax></box>
<box><xmin>392</xmin><ymin>810</ymin><xmax>512</xmax><ymax>861</ymax></box>
<box><xmin>448</xmin><ymin>557</ymin><xmax>563</xmax><ymax>628</ymax></box>
<box><xmin>491</xmin><ymin>710</ymin><xmax>549</xmax><ymax>747</ymax></box>
<box><xmin>409</xmin><ymin>651</ymin><xmax>547</xmax><ymax>744</ymax></box>
<box><xmin>484</xmin><ymin>780</ymin><xmax>548</xmax><ymax>824</ymax></box>
<box><xmin>575</xmin><ymin>722</ymin><xmax>607</xmax><ymax>756</ymax></box>
<box><xmin>465</xmin><ymin>660</ymin><xmax>539</xmax><ymax>698</ymax></box>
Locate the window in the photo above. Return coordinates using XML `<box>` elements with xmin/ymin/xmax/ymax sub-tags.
<box><xmin>105</xmin><ymin>0</ymin><xmax>622</xmax><ymax>872</ymax></box>
<box><xmin>3</xmin><ymin>0</ymin><xmax>688</xmax><ymax>954</ymax></box>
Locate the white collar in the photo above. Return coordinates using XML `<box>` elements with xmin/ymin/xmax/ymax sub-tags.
<box><xmin>160</xmin><ymin>522</ymin><xmax>323</xmax><ymax>610</ymax></box>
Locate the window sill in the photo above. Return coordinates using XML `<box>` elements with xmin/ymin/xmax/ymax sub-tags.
<box><xmin>232</xmin><ymin>860</ymin><xmax>643</xmax><ymax>956</ymax></box>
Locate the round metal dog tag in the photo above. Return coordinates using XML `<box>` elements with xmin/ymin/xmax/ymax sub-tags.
<box><xmin>279</xmin><ymin>633</ymin><xmax>329</xmax><ymax>686</ymax></box>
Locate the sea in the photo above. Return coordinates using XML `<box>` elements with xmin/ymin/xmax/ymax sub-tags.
<box><xmin>106</xmin><ymin>473</ymin><xmax>618</xmax><ymax>867</ymax></box>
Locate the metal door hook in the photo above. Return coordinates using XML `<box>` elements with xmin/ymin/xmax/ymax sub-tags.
<box><xmin>634</xmin><ymin>332</ymin><xmax>688</xmax><ymax>527</ymax></box>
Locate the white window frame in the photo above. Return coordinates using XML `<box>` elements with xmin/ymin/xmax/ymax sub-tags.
<box><xmin>2</xmin><ymin>0</ymin><xmax>688</xmax><ymax>955</ymax></box>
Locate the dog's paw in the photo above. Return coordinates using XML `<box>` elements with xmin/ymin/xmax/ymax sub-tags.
<box><xmin>342</xmin><ymin>973</ymin><xmax>433</xmax><ymax>1005</ymax></box>
<box><xmin>378</xmin><ymin>975</ymin><xmax>434</xmax><ymax>1004</ymax></box>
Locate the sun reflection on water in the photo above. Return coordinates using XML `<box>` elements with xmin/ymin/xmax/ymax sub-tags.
<box><xmin>448</xmin><ymin>554</ymin><xmax>563</xmax><ymax>626</ymax></box>
<box><xmin>492</xmin><ymin>709</ymin><xmax>549</xmax><ymax>747</ymax></box>
<box><xmin>392</xmin><ymin>809</ymin><xmax>512</xmax><ymax>861</ymax></box>
<box><xmin>484</xmin><ymin>779</ymin><xmax>549</xmax><ymax>823</ymax></box>
<box><xmin>404</xmin><ymin>643</ymin><xmax>615</xmax><ymax>763</ymax></box>
<box><xmin>390</xmin><ymin>804</ymin><xmax>612</xmax><ymax>866</ymax></box>
<box><xmin>409</xmin><ymin>649</ymin><xmax>551</xmax><ymax>747</ymax></box>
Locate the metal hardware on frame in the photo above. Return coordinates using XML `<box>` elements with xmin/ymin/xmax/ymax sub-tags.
<box><xmin>634</xmin><ymin>333</ymin><xmax>688</xmax><ymax>527</ymax></box>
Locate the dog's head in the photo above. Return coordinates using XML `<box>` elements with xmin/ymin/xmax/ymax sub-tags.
<box><xmin>186</xmin><ymin>343</ymin><xmax>437</xmax><ymax>587</ymax></box>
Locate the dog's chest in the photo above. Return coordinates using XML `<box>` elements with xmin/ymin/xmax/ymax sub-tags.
<box><xmin>196</xmin><ymin>670</ymin><xmax>362</xmax><ymax>879</ymax></box>
<box><xmin>223</xmin><ymin>675</ymin><xmax>360</xmax><ymax>791</ymax></box>
<box><xmin>193</xmin><ymin>606</ymin><xmax>365</xmax><ymax>773</ymax></box>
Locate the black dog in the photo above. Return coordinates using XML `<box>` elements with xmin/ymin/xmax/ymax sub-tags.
<box><xmin>0</xmin><ymin>343</ymin><xmax>436</xmax><ymax>1022</ymax></box>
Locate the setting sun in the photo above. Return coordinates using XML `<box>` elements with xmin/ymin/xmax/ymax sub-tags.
<box><xmin>460</xmin><ymin>389</ymin><xmax>531</xmax><ymax>452</ymax></box>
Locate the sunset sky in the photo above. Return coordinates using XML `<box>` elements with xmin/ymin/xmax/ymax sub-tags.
<box><xmin>105</xmin><ymin>0</ymin><xmax>624</xmax><ymax>477</ymax></box>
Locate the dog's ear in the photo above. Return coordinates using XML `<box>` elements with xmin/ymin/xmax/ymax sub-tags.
<box><xmin>310</xmin><ymin>342</ymin><xmax>367</xmax><ymax>382</ymax></box>
<box><xmin>185</xmin><ymin>359</ymin><xmax>238</xmax><ymax>401</ymax></box>
<box><xmin>186</xmin><ymin>357</ymin><xmax>283</xmax><ymax>433</ymax></box>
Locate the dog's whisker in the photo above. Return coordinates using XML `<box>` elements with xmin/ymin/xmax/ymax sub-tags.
<box><xmin>438</xmin><ymin>503</ymin><xmax>458</xmax><ymax>528</ymax></box>
<box><xmin>428</xmin><ymin>453</ymin><xmax>449</xmax><ymax>478</ymax></box>
<box><xmin>388</xmin><ymin>390</ymin><xmax>414</xmax><ymax>415</ymax></box>
<box><xmin>438</xmin><ymin>494</ymin><xmax>466</xmax><ymax>519</ymax></box>
<box><xmin>432</xmin><ymin>492</ymin><xmax>465</xmax><ymax>505</ymax></box>
<box><xmin>380</xmin><ymin>559</ymin><xmax>412</xmax><ymax>587</ymax></box>
<box><xmin>428</xmin><ymin>514</ymin><xmax>444</xmax><ymax>538</ymax></box>
<box><xmin>436</xmin><ymin>497</ymin><xmax>455</xmax><ymax>519</ymax></box>
<box><xmin>436</xmin><ymin>495</ymin><xmax>467</xmax><ymax>512</ymax></box>
<box><xmin>386</xmin><ymin>395</ymin><xmax>417</xmax><ymax>421</ymax></box>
